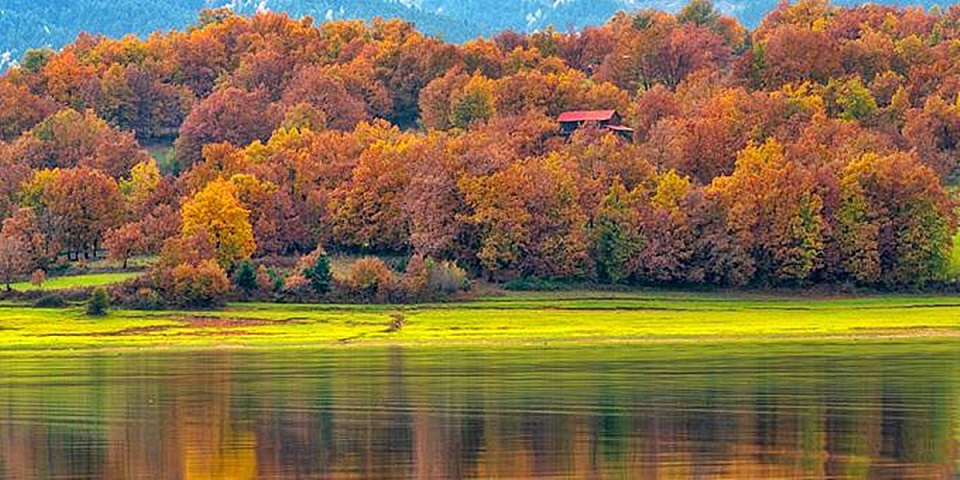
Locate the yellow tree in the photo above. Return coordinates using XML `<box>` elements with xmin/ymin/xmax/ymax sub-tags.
<box><xmin>836</xmin><ymin>152</ymin><xmax>954</xmax><ymax>287</ymax></box>
<box><xmin>708</xmin><ymin>139</ymin><xmax>824</xmax><ymax>284</ymax></box>
<box><xmin>181</xmin><ymin>178</ymin><xmax>256</xmax><ymax>269</ymax></box>
<box><xmin>449</xmin><ymin>74</ymin><xmax>497</xmax><ymax>129</ymax></box>
<box><xmin>119</xmin><ymin>158</ymin><xmax>161</xmax><ymax>216</ymax></box>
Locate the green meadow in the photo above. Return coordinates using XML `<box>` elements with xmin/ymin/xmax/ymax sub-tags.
<box><xmin>2</xmin><ymin>290</ymin><xmax>960</xmax><ymax>352</ymax></box>
<box><xmin>9</xmin><ymin>272</ymin><xmax>140</xmax><ymax>291</ymax></box>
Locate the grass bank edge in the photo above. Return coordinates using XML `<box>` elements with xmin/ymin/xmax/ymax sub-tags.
<box><xmin>2</xmin><ymin>291</ymin><xmax>960</xmax><ymax>351</ymax></box>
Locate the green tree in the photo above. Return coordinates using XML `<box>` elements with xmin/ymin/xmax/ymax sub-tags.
<box><xmin>21</xmin><ymin>48</ymin><xmax>54</xmax><ymax>73</ymax></box>
<box><xmin>304</xmin><ymin>252</ymin><xmax>333</xmax><ymax>294</ymax></box>
<box><xmin>86</xmin><ymin>288</ymin><xmax>110</xmax><ymax>316</ymax></box>
<box><xmin>233</xmin><ymin>260</ymin><xmax>257</xmax><ymax>293</ymax></box>
<box><xmin>678</xmin><ymin>0</ymin><xmax>720</xmax><ymax>27</ymax></box>
<box><xmin>591</xmin><ymin>179</ymin><xmax>642</xmax><ymax>284</ymax></box>
<box><xmin>831</xmin><ymin>77</ymin><xmax>878</xmax><ymax>121</ymax></box>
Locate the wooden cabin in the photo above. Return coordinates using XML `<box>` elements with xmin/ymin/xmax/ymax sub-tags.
<box><xmin>557</xmin><ymin>110</ymin><xmax>634</xmax><ymax>140</ymax></box>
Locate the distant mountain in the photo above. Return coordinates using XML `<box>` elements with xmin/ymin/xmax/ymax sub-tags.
<box><xmin>0</xmin><ymin>0</ymin><xmax>945</xmax><ymax>70</ymax></box>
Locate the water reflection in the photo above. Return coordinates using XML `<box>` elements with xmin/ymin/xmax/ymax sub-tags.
<box><xmin>0</xmin><ymin>343</ymin><xmax>957</xmax><ymax>479</ymax></box>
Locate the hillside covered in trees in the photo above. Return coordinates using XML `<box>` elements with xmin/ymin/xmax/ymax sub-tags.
<box><xmin>1</xmin><ymin>0</ymin><xmax>959</xmax><ymax>305</ymax></box>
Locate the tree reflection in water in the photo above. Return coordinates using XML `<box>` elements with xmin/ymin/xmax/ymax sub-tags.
<box><xmin>0</xmin><ymin>343</ymin><xmax>956</xmax><ymax>479</ymax></box>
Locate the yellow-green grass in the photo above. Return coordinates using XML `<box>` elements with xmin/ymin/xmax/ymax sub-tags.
<box><xmin>9</xmin><ymin>272</ymin><xmax>140</xmax><ymax>291</ymax></box>
<box><xmin>951</xmin><ymin>231</ymin><xmax>960</xmax><ymax>278</ymax></box>
<box><xmin>2</xmin><ymin>290</ymin><xmax>960</xmax><ymax>352</ymax></box>
<box><xmin>81</xmin><ymin>255</ymin><xmax>157</xmax><ymax>271</ymax></box>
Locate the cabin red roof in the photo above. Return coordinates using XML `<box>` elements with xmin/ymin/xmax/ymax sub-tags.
<box><xmin>557</xmin><ymin>110</ymin><xmax>618</xmax><ymax>123</ymax></box>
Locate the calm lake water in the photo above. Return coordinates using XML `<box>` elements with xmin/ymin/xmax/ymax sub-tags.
<box><xmin>0</xmin><ymin>342</ymin><xmax>958</xmax><ymax>479</ymax></box>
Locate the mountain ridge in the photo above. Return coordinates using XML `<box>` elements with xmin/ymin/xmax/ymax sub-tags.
<box><xmin>0</xmin><ymin>0</ymin><xmax>944</xmax><ymax>70</ymax></box>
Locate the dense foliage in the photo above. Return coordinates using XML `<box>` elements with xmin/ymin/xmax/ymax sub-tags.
<box><xmin>13</xmin><ymin>0</ymin><xmax>937</xmax><ymax>70</ymax></box>
<box><xmin>1</xmin><ymin>1</ymin><xmax>958</xmax><ymax>303</ymax></box>
<box><xmin>85</xmin><ymin>287</ymin><xmax>110</xmax><ymax>316</ymax></box>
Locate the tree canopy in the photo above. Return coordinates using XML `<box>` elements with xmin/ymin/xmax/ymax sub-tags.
<box><xmin>0</xmin><ymin>2</ymin><xmax>957</xmax><ymax>291</ymax></box>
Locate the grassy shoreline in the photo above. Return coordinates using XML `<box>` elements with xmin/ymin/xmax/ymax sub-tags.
<box><xmin>8</xmin><ymin>271</ymin><xmax>141</xmax><ymax>291</ymax></box>
<box><xmin>1</xmin><ymin>290</ymin><xmax>960</xmax><ymax>352</ymax></box>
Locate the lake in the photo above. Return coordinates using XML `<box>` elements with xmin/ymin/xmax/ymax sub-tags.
<box><xmin>0</xmin><ymin>342</ymin><xmax>957</xmax><ymax>479</ymax></box>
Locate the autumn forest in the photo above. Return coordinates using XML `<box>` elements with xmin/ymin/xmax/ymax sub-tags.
<box><xmin>1</xmin><ymin>0</ymin><xmax>959</xmax><ymax>306</ymax></box>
